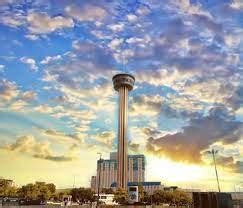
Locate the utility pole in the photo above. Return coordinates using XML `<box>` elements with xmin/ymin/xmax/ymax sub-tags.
<box><xmin>73</xmin><ymin>175</ymin><xmax>76</xmax><ymax>188</ymax></box>
<box><xmin>212</xmin><ymin>149</ymin><xmax>220</xmax><ymax>192</ymax></box>
<box><xmin>97</xmin><ymin>153</ymin><xmax>102</xmax><ymax>207</ymax></box>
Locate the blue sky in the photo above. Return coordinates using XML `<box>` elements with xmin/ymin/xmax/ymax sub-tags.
<box><xmin>0</xmin><ymin>0</ymin><xmax>242</xmax><ymax>191</ymax></box>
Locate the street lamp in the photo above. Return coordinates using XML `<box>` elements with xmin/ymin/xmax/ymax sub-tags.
<box><xmin>211</xmin><ymin>149</ymin><xmax>221</xmax><ymax>192</ymax></box>
<box><xmin>234</xmin><ymin>183</ymin><xmax>242</xmax><ymax>206</ymax></box>
<box><xmin>97</xmin><ymin>153</ymin><xmax>102</xmax><ymax>207</ymax></box>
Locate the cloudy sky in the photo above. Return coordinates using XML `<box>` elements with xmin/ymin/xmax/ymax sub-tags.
<box><xmin>0</xmin><ymin>0</ymin><xmax>242</xmax><ymax>191</ymax></box>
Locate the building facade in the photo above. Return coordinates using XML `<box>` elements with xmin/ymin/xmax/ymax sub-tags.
<box><xmin>128</xmin><ymin>182</ymin><xmax>164</xmax><ymax>194</ymax></box>
<box><xmin>90</xmin><ymin>176</ymin><xmax>96</xmax><ymax>191</ymax></box>
<box><xmin>128</xmin><ymin>154</ymin><xmax>145</xmax><ymax>183</ymax></box>
<box><xmin>97</xmin><ymin>159</ymin><xmax>117</xmax><ymax>189</ymax></box>
<box><xmin>92</xmin><ymin>153</ymin><xmax>145</xmax><ymax>190</ymax></box>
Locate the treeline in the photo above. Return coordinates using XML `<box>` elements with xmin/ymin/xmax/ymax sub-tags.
<box><xmin>114</xmin><ymin>187</ymin><xmax>192</xmax><ymax>206</ymax></box>
<box><xmin>0</xmin><ymin>179</ymin><xmax>191</xmax><ymax>206</ymax></box>
<box><xmin>0</xmin><ymin>180</ymin><xmax>97</xmax><ymax>204</ymax></box>
<box><xmin>0</xmin><ymin>181</ymin><xmax>57</xmax><ymax>201</ymax></box>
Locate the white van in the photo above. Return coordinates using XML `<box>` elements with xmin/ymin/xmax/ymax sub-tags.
<box><xmin>95</xmin><ymin>194</ymin><xmax>118</xmax><ymax>205</ymax></box>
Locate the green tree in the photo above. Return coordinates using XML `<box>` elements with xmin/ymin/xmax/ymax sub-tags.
<box><xmin>101</xmin><ymin>188</ymin><xmax>114</xmax><ymax>194</ymax></box>
<box><xmin>172</xmin><ymin>190</ymin><xmax>192</xmax><ymax>206</ymax></box>
<box><xmin>113</xmin><ymin>188</ymin><xmax>128</xmax><ymax>205</ymax></box>
<box><xmin>151</xmin><ymin>190</ymin><xmax>192</xmax><ymax>206</ymax></box>
<box><xmin>54</xmin><ymin>191</ymin><xmax>70</xmax><ymax>202</ymax></box>
<box><xmin>143</xmin><ymin>191</ymin><xmax>151</xmax><ymax>204</ymax></box>
<box><xmin>70</xmin><ymin>188</ymin><xmax>95</xmax><ymax>204</ymax></box>
<box><xmin>152</xmin><ymin>190</ymin><xmax>173</xmax><ymax>205</ymax></box>
<box><xmin>18</xmin><ymin>181</ymin><xmax>56</xmax><ymax>201</ymax></box>
<box><xmin>138</xmin><ymin>185</ymin><xmax>147</xmax><ymax>202</ymax></box>
<box><xmin>46</xmin><ymin>183</ymin><xmax>56</xmax><ymax>194</ymax></box>
<box><xmin>0</xmin><ymin>179</ymin><xmax>18</xmax><ymax>197</ymax></box>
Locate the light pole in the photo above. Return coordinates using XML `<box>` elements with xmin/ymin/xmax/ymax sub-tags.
<box><xmin>97</xmin><ymin>153</ymin><xmax>102</xmax><ymax>207</ymax></box>
<box><xmin>211</xmin><ymin>149</ymin><xmax>221</xmax><ymax>192</ymax></box>
<box><xmin>234</xmin><ymin>182</ymin><xmax>242</xmax><ymax>206</ymax></box>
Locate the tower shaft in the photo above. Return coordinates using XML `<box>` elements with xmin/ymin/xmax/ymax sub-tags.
<box><xmin>117</xmin><ymin>86</ymin><xmax>128</xmax><ymax>189</ymax></box>
<box><xmin>112</xmin><ymin>73</ymin><xmax>135</xmax><ymax>190</ymax></box>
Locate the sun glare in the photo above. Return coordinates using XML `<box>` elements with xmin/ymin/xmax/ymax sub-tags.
<box><xmin>146</xmin><ymin>155</ymin><xmax>207</xmax><ymax>184</ymax></box>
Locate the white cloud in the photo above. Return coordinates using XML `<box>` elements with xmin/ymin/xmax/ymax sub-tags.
<box><xmin>1</xmin><ymin>135</ymin><xmax>74</xmax><ymax>162</ymax></box>
<box><xmin>136</xmin><ymin>69</ymin><xmax>196</xmax><ymax>89</ymax></box>
<box><xmin>27</xmin><ymin>12</ymin><xmax>74</xmax><ymax>34</ymax></box>
<box><xmin>127</xmin><ymin>14</ymin><xmax>138</xmax><ymax>22</ymax></box>
<box><xmin>114</xmin><ymin>49</ymin><xmax>134</xmax><ymax>63</ymax></box>
<box><xmin>126</xmin><ymin>35</ymin><xmax>151</xmax><ymax>47</ymax></box>
<box><xmin>20</xmin><ymin>57</ymin><xmax>38</xmax><ymax>71</ymax></box>
<box><xmin>43</xmin><ymin>129</ymin><xmax>85</xmax><ymax>144</ymax></box>
<box><xmin>0</xmin><ymin>65</ymin><xmax>5</xmax><ymax>72</ymax></box>
<box><xmin>136</xmin><ymin>6</ymin><xmax>150</xmax><ymax>15</ymax></box>
<box><xmin>224</xmin><ymin>34</ymin><xmax>241</xmax><ymax>48</ymax></box>
<box><xmin>9</xmin><ymin>99</ymin><xmax>28</xmax><ymax>111</ymax></box>
<box><xmin>91</xmin><ymin>130</ymin><xmax>115</xmax><ymax>147</ymax></box>
<box><xmin>0</xmin><ymin>0</ymin><xmax>22</xmax><ymax>5</ymax></box>
<box><xmin>65</xmin><ymin>4</ymin><xmax>107</xmax><ymax>22</ymax></box>
<box><xmin>230</xmin><ymin>0</ymin><xmax>243</xmax><ymax>9</ymax></box>
<box><xmin>90</xmin><ymin>30</ymin><xmax>112</xmax><ymax>39</ymax></box>
<box><xmin>41</xmin><ymin>55</ymin><xmax>62</xmax><ymax>65</ymax></box>
<box><xmin>25</xmin><ymin>34</ymin><xmax>39</xmax><ymax>40</ymax></box>
<box><xmin>0</xmin><ymin>15</ymin><xmax>24</xmax><ymax>27</ymax></box>
<box><xmin>0</xmin><ymin>79</ymin><xmax>19</xmax><ymax>101</ymax></box>
<box><xmin>108</xmin><ymin>23</ymin><xmax>124</xmax><ymax>32</ymax></box>
<box><xmin>131</xmin><ymin>94</ymin><xmax>164</xmax><ymax>117</ymax></box>
<box><xmin>235</xmin><ymin>107</ymin><xmax>243</xmax><ymax>116</ymax></box>
<box><xmin>34</xmin><ymin>104</ymin><xmax>64</xmax><ymax>114</ymax></box>
<box><xmin>20</xmin><ymin>91</ymin><xmax>37</xmax><ymax>101</ymax></box>
<box><xmin>171</xmin><ymin>0</ymin><xmax>212</xmax><ymax>18</ymax></box>
<box><xmin>108</xmin><ymin>38</ymin><xmax>123</xmax><ymax>50</ymax></box>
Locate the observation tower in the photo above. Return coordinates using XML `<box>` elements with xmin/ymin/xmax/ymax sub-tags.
<box><xmin>112</xmin><ymin>73</ymin><xmax>135</xmax><ymax>189</ymax></box>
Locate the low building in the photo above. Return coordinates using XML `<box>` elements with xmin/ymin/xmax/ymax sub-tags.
<box><xmin>164</xmin><ymin>186</ymin><xmax>178</xmax><ymax>191</ymax></box>
<box><xmin>111</xmin><ymin>181</ymin><xmax>163</xmax><ymax>194</ymax></box>
<box><xmin>128</xmin><ymin>182</ymin><xmax>163</xmax><ymax>194</ymax></box>
<box><xmin>192</xmin><ymin>192</ymin><xmax>233</xmax><ymax>208</ymax></box>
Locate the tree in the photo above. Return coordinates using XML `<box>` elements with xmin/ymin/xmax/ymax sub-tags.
<box><xmin>143</xmin><ymin>191</ymin><xmax>151</xmax><ymax>204</ymax></box>
<box><xmin>138</xmin><ymin>185</ymin><xmax>147</xmax><ymax>202</ymax></box>
<box><xmin>172</xmin><ymin>190</ymin><xmax>192</xmax><ymax>206</ymax></box>
<box><xmin>101</xmin><ymin>188</ymin><xmax>114</xmax><ymax>194</ymax></box>
<box><xmin>70</xmin><ymin>188</ymin><xmax>95</xmax><ymax>204</ymax></box>
<box><xmin>152</xmin><ymin>190</ymin><xmax>173</xmax><ymax>205</ymax></box>
<box><xmin>54</xmin><ymin>191</ymin><xmax>66</xmax><ymax>202</ymax></box>
<box><xmin>151</xmin><ymin>190</ymin><xmax>192</xmax><ymax>206</ymax></box>
<box><xmin>0</xmin><ymin>178</ymin><xmax>18</xmax><ymax>197</ymax></box>
<box><xmin>18</xmin><ymin>182</ymin><xmax>56</xmax><ymax>201</ymax></box>
<box><xmin>46</xmin><ymin>183</ymin><xmax>56</xmax><ymax>194</ymax></box>
<box><xmin>113</xmin><ymin>188</ymin><xmax>128</xmax><ymax>205</ymax></box>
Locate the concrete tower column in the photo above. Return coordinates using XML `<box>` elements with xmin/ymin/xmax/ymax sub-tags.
<box><xmin>113</xmin><ymin>73</ymin><xmax>135</xmax><ymax>190</ymax></box>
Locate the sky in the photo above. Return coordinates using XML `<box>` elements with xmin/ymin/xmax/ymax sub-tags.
<box><xmin>0</xmin><ymin>0</ymin><xmax>242</xmax><ymax>192</ymax></box>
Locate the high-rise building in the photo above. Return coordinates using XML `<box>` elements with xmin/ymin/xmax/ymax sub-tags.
<box><xmin>113</xmin><ymin>73</ymin><xmax>135</xmax><ymax>189</ymax></box>
<box><xmin>92</xmin><ymin>153</ymin><xmax>145</xmax><ymax>190</ymax></box>
<box><xmin>90</xmin><ymin>176</ymin><xmax>96</xmax><ymax>191</ymax></box>
<box><xmin>128</xmin><ymin>155</ymin><xmax>145</xmax><ymax>183</ymax></box>
<box><xmin>96</xmin><ymin>159</ymin><xmax>117</xmax><ymax>189</ymax></box>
